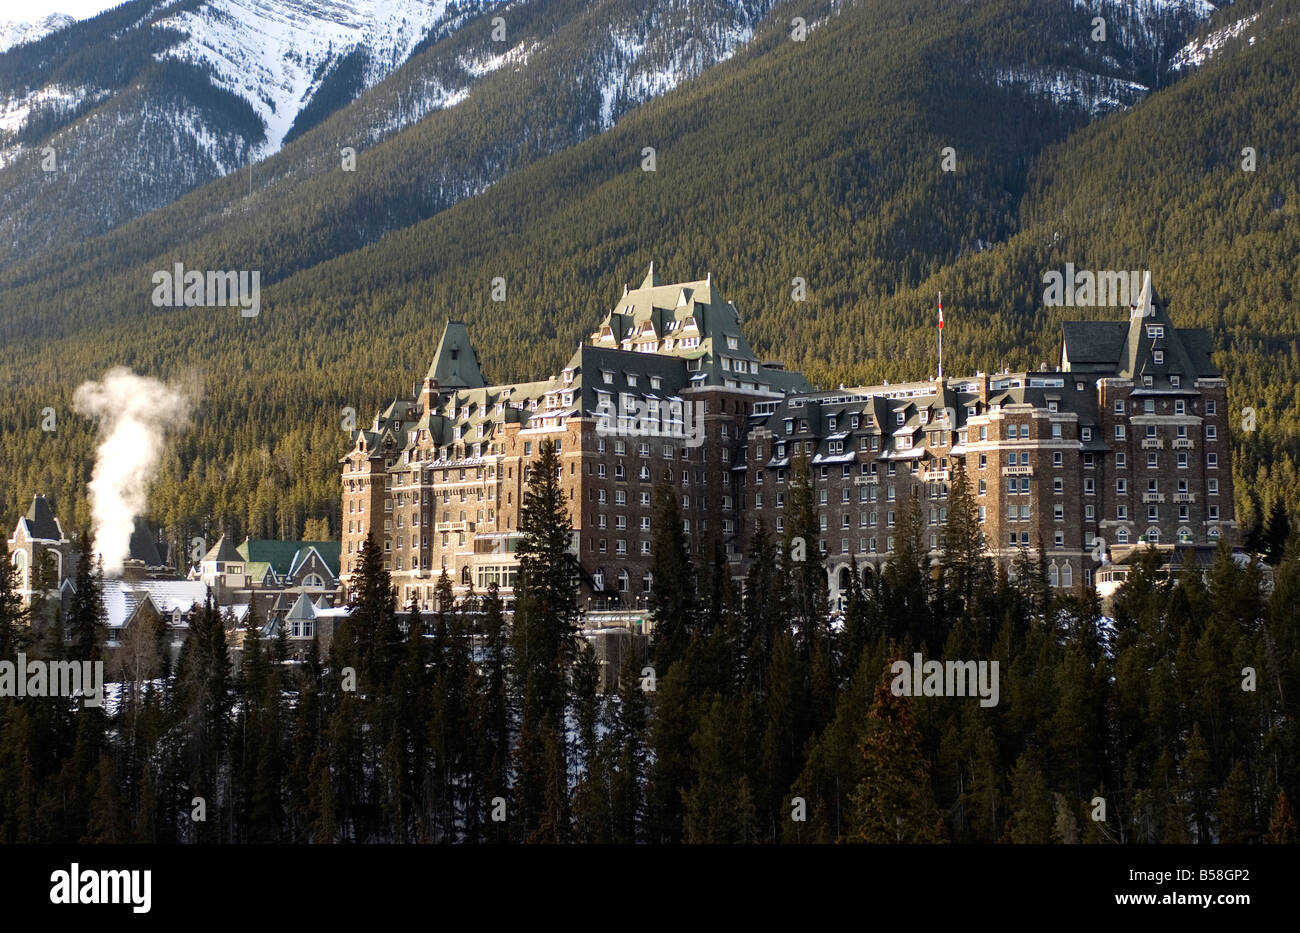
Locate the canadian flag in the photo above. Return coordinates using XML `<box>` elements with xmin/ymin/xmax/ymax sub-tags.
<box><xmin>938</xmin><ymin>293</ymin><xmax>944</xmax><ymax>330</ymax></box>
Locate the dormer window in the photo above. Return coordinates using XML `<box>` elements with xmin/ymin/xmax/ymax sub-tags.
<box><xmin>895</xmin><ymin>413</ymin><xmax>905</xmax><ymax>427</ymax></box>
<box><xmin>1147</xmin><ymin>325</ymin><xmax>1164</xmax><ymax>339</ymax></box>
<box><xmin>1143</xmin><ymin>375</ymin><xmax>1153</xmax><ymax>387</ymax></box>
<box><xmin>627</xmin><ymin>374</ymin><xmax>638</xmax><ymax>387</ymax></box>
<box><xmin>602</xmin><ymin>370</ymin><xmax>614</xmax><ymax>384</ymax></box>
<box><xmin>727</xmin><ymin>336</ymin><xmax>739</xmax><ymax>350</ymax></box>
<box><xmin>650</xmin><ymin>376</ymin><xmax>662</xmax><ymax>389</ymax></box>
<box><xmin>1170</xmin><ymin>375</ymin><xmax>1181</xmax><ymax>388</ymax></box>
<box><xmin>1153</xmin><ymin>350</ymin><xmax>1164</xmax><ymax>364</ymax></box>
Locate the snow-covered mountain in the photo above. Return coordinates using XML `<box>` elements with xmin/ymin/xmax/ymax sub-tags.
<box><xmin>0</xmin><ymin>0</ymin><xmax>1231</xmax><ymax>273</ymax></box>
<box><xmin>0</xmin><ymin>14</ymin><xmax>75</xmax><ymax>54</ymax></box>
<box><xmin>0</xmin><ymin>0</ymin><xmax>790</xmax><ymax>268</ymax></box>
<box><xmin>153</xmin><ymin>0</ymin><xmax>458</xmax><ymax>155</ymax></box>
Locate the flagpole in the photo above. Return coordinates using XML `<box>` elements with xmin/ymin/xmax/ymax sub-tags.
<box><xmin>937</xmin><ymin>291</ymin><xmax>943</xmax><ymax>382</ymax></box>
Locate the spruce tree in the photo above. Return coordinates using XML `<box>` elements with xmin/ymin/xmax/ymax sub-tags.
<box><xmin>0</xmin><ymin>538</ymin><xmax>26</xmax><ymax>657</ymax></box>
<box><xmin>939</xmin><ymin>461</ymin><xmax>990</xmax><ymax>626</ymax></box>
<box><xmin>609</xmin><ymin>646</ymin><xmax>648</xmax><ymax>844</ymax></box>
<box><xmin>512</xmin><ymin>438</ymin><xmax>581</xmax><ymax>729</ymax></box>
<box><xmin>67</xmin><ymin>533</ymin><xmax>105</xmax><ymax>662</ymax></box>
<box><xmin>850</xmin><ymin>670</ymin><xmax>943</xmax><ymax>843</ymax></box>
<box><xmin>648</xmin><ymin>477</ymin><xmax>697</xmax><ymax>674</ymax></box>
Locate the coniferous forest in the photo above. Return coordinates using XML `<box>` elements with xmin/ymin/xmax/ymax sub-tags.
<box><xmin>0</xmin><ymin>442</ymin><xmax>1296</xmax><ymax>846</ymax></box>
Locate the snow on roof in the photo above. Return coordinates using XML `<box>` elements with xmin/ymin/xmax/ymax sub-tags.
<box><xmin>101</xmin><ymin>579</ymin><xmax>207</xmax><ymax>628</ymax></box>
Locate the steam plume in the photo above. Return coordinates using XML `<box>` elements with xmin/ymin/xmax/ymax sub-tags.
<box><xmin>73</xmin><ymin>368</ymin><xmax>194</xmax><ymax>575</ymax></box>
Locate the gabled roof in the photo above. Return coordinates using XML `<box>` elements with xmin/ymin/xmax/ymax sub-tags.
<box><xmin>426</xmin><ymin>321</ymin><xmax>486</xmax><ymax>390</ymax></box>
<box><xmin>237</xmin><ymin>540</ymin><xmax>340</xmax><ymax>580</ymax></box>
<box><xmin>101</xmin><ymin>579</ymin><xmax>206</xmax><ymax>628</ymax></box>
<box><xmin>205</xmin><ymin>533</ymin><xmax>243</xmax><ymax>563</ymax></box>
<box><xmin>1061</xmin><ymin>277</ymin><xmax>1219</xmax><ymax>383</ymax></box>
<box><xmin>19</xmin><ymin>495</ymin><xmax>63</xmax><ymax>542</ymax></box>
<box><xmin>285</xmin><ymin>593</ymin><xmax>317</xmax><ymax>622</ymax></box>
<box><xmin>127</xmin><ymin>519</ymin><xmax>166</xmax><ymax>567</ymax></box>
<box><xmin>1061</xmin><ymin>322</ymin><xmax>1127</xmax><ymax>368</ymax></box>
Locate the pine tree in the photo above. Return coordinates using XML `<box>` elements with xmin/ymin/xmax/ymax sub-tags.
<box><xmin>882</xmin><ymin>491</ymin><xmax>931</xmax><ymax>648</ymax></box>
<box><xmin>477</xmin><ymin>581</ymin><xmax>510</xmax><ymax>842</ymax></box>
<box><xmin>1264</xmin><ymin>790</ymin><xmax>1297</xmax><ymax>844</ymax></box>
<box><xmin>648</xmin><ymin>477</ymin><xmax>697</xmax><ymax>674</ymax></box>
<box><xmin>1004</xmin><ymin>750</ymin><xmax>1053</xmax><ymax>844</ymax></box>
<box><xmin>785</xmin><ymin>453</ymin><xmax>827</xmax><ymax>661</ymax></box>
<box><xmin>1216</xmin><ymin>760</ymin><xmax>1256</xmax><ymax>843</ymax></box>
<box><xmin>513</xmin><ymin>438</ymin><xmax>581</xmax><ymax>730</ymax></box>
<box><xmin>609</xmin><ymin>646</ymin><xmax>648</xmax><ymax>844</ymax></box>
<box><xmin>344</xmin><ymin>533</ymin><xmax>399</xmax><ymax>691</ymax></box>
<box><xmin>1263</xmin><ymin>501</ymin><xmax>1291</xmax><ymax>566</ymax></box>
<box><xmin>67</xmin><ymin>533</ymin><xmax>104</xmax><ymax>662</ymax></box>
<box><xmin>570</xmin><ymin>642</ymin><xmax>609</xmax><ymax>844</ymax></box>
<box><xmin>0</xmin><ymin>538</ymin><xmax>26</xmax><ymax>658</ymax></box>
<box><xmin>850</xmin><ymin>670</ymin><xmax>943</xmax><ymax>843</ymax></box>
<box><xmin>939</xmin><ymin>460</ymin><xmax>990</xmax><ymax>626</ymax></box>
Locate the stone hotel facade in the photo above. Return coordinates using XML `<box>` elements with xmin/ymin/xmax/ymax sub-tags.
<box><xmin>340</xmin><ymin>268</ymin><xmax>1234</xmax><ymax>611</ymax></box>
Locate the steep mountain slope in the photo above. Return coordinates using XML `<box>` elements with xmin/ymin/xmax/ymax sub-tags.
<box><xmin>0</xmin><ymin>0</ymin><xmax>790</xmax><ymax>274</ymax></box>
<box><xmin>0</xmin><ymin>0</ymin><xmax>1215</xmax><ymax>297</ymax></box>
<box><xmin>0</xmin><ymin>0</ymin><xmax>1291</xmax><ymax>543</ymax></box>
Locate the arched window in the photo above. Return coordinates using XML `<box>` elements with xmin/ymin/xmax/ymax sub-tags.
<box><xmin>593</xmin><ymin>569</ymin><xmax>605</xmax><ymax>590</ymax></box>
<box><xmin>303</xmin><ymin>573</ymin><xmax>324</xmax><ymax>588</ymax></box>
<box><xmin>1177</xmin><ymin>527</ymin><xmax>1192</xmax><ymax>544</ymax></box>
<box><xmin>617</xmin><ymin>569</ymin><xmax>629</xmax><ymax>592</ymax></box>
<box><xmin>1048</xmin><ymin>563</ymin><xmax>1059</xmax><ymax>587</ymax></box>
<box><xmin>1208</xmin><ymin>526</ymin><xmax>1221</xmax><ymax>540</ymax></box>
<box><xmin>1060</xmin><ymin>563</ymin><xmax>1072</xmax><ymax>587</ymax></box>
<box><xmin>1116</xmin><ymin>528</ymin><xmax>1129</xmax><ymax>544</ymax></box>
<box><xmin>838</xmin><ymin>567</ymin><xmax>851</xmax><ymax>591</ymax></box>
<box><xmin>461</xmin><ymin>566</ymin><xmax>472</xmax><ymax>585</ymax></box>
<box><xmin>1146</xmin><ymin>527</ymin><xmax>1160</xmax><ymax>544</ymax></box>
<box><xmin>12</xmin><ymin>550</ymin><xmax>27</xmax><ymax>590</ymax></box>
<box><xmin>642</xmin><ymin>572</ymin><xmax>653</xmax><ymax>593</ymax></box>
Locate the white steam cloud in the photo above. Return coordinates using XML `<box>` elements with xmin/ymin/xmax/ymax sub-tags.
<box><xmin>73</xmin><ymin>368</ymin><xmax>194</xmax><ymax>576</ymax></box>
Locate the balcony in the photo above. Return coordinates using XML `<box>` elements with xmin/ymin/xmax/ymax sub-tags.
<box><xmin>1142</xmin><ymin>493</ymin><xmax>1165</xmax><ymax>503</ymax></box>
<box><xmin>1173</xmin><ymin>493</ymin><xmax>1196</xmax><ymax>503</ymax></box>
<box><xmin>1002</xmin><ymin>465</ymin><xmax>1034</xmax><ymax>477</ymax></box>
<box><xmin>922</xmin><ymin>469</ymin><xmax>950</xmax><ymax>482</ymax></box>
<box><xmin>1141</xmin><ymin>438</ymin><xmax>1164</xmax><ymax>449</ymax></box>
<box><xmin>436</xmin><ymin>520</ymin><xmax>475</xmax><ymax>533</ymax></box>
<box><xmin>1172</xmin><ymin>438</ymin><xmax>1193</xmax><ymax>449</ymax></box>
<box><xmin>853</xmin><ymin>475</ymin><xmax>880</xmax><ymax>485</ymax></box>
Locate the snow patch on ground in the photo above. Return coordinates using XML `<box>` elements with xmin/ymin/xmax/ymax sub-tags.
<box><xmin>597</xmin><ymin>19</ymin><xmax>755</xmax><ymax>131</ymax></box>
<box><xmin>1069</xmin><ymin>0</ymin><xmax>1218</xmax><ymax>21</ymax></box>
<box><xmin>362</xmin><ymin>75</ymin><xmax>470</xmax><ymax>145</ymax></box>
<box><xmin>988</xmin><ymin>66</ymin><xmax>1149</xmax><ymax>115</ymax></box>
<box><xmin>459</xmin><ymin>38</ymin><xmax>540</xmax><ymax>78</ymax></box>
<box><xmin>1170</xmin><ymin>12</ymin><xmax>1261</xmax><ymax>70</ymax></box>
<box><xmin>0</xmin><ymin>83</ymin><xmax>106</xmax><ymax>168</ymax></box>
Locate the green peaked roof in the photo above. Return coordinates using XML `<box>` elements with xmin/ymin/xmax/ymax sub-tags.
<box><xmin>237</xmin><ymin>540</ymin><xmax>341</xmax><ymax>579</ymax></box>
<box><xmin>285</xmin><ymin>593</ymin><xmax>317</xmax><ymax>622</ymax></box>
<box><xmin>426</xmin><ymin>321</ymin><xmax>486</xmax><ymax>390</ymax></box>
